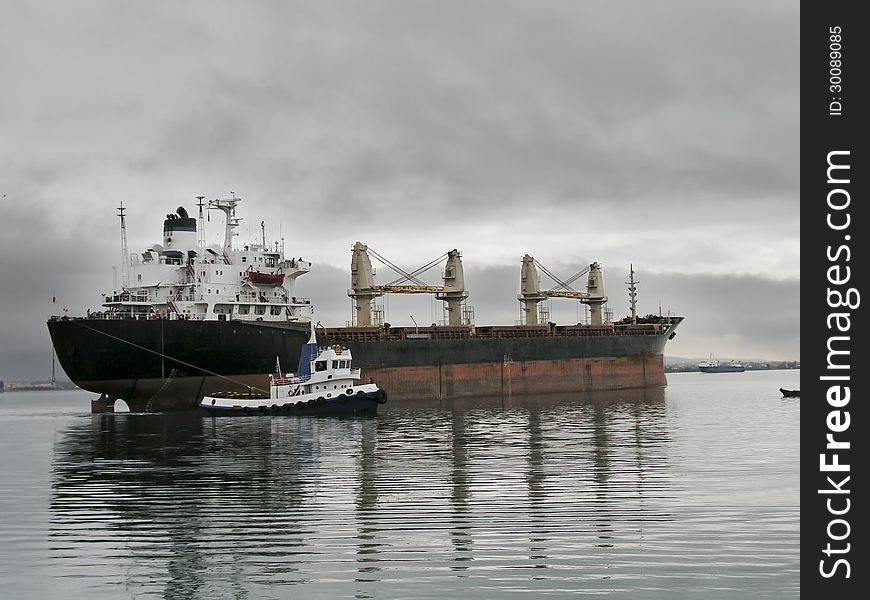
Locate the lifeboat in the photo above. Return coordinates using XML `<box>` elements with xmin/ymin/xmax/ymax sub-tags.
<box><xmin>246</xmin><ymin>271</ymin><xmax>285</xmax><ymax>286</ymax></box>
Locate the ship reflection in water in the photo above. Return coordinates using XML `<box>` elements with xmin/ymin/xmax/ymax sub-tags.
<box><xmin>50</xmin><ymin>389</ymin><xmax>675</xmax><ymax>596</ymax></box>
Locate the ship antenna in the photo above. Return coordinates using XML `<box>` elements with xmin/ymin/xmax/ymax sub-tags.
<box><xmin>626</xmin><ymin>264</ymin><xmax>639</xmax><ymax>325</ymax></box>
<box><xmin>261</xmin><ymin>220</ymin><xmax>266</xmax><ymax>249</ymax></box>
<box><xmin>117</xmin><ymin>202</ymin><xmax>129</xmax><ymax>288</ymax></box>
<box><xmin>196</xmin><ymin>196</ymin><xmax>206</xmax><ymax>247</ymax></box>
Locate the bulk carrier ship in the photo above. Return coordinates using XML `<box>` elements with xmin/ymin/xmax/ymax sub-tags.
<box><xmin>47</xmin><ymin>198</ymin><xmax>682</xmax><ymax>412</ymax></box>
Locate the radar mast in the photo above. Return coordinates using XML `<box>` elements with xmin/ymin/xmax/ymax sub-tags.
<box><xmin>117</xmin><ymin>202</ymin><xmax>129</xmax><ymax>287</ymax></box>
<box><xmin>208</xmin><ymin>192</ymin><xmax>242</xmax><ymax>252</ymax></box>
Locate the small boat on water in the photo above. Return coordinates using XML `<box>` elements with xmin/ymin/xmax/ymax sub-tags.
<box><xmin>779</xmin><ymin>388</ymin><xmax>800</xmax><ymax>397</ymax></box>
<box><xmin>200</xmin><ymin>326</ymin><xmax>386</xmax><ymax>416</ymax></box>
<box><xmin>698</xmin><ymin>354</ymin><xmax>745</xmax><ymax>373</ymax></box>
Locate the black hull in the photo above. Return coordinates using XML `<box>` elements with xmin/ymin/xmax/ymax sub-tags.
<box><xmin>48</xmin><ymin>318</ymin><xmax>311</xmax><ymax>411</ymax></box>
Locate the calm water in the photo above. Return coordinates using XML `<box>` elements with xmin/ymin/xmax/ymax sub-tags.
<box><xmin>0</xmin><ymin>370</ymin><xmax>799</xmax><ymax>599</ymax></box>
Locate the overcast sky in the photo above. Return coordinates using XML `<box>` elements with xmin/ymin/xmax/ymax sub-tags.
<box><xmin>0</xmin><ymin>0</ymin><xmax>799</xmax><ymax>381</ymax></box>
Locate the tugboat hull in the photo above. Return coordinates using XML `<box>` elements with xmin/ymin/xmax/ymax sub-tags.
<box><xmin>200</xmin><ymin>390</ymin><xmax>385</xmax><ymax>417</ymax></box>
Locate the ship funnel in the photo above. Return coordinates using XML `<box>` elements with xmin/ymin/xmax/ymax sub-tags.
<box><xmin>297</xmin><ymin>322</ymin><xmax>318</xmax><ymax>377</ymax></box>
<box><xmin>161</xmin><ymin>206</ymin><xmax>197</xmax><ymax>264</ymax></box>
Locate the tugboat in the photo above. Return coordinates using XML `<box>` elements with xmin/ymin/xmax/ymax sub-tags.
<box><xmin>200</xmin><ymin>325</ymin><xmax>386</xmax><ymax>416</ymax></box>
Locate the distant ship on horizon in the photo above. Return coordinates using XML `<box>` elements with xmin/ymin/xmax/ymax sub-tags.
<box><xmin>698</xmin><ymin>355</ymin><xmax>745</xmax><ymax>373</ymax></box>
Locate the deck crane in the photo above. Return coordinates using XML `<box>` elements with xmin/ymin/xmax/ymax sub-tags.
<box><xmin>348</xmin><ymin>242</ymin><xmax>469</xmax><ymax>326</ymax></box>
<box><xmin>518</xmin><ymin>254</ymin><xmax>608</xmax><ymax>325</ymax></box>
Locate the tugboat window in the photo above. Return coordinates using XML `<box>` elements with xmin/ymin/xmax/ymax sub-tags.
<box><xmin>315</xmin><ymin>361</ymin><xmax>327</xmax><ymax>372</ymax></box>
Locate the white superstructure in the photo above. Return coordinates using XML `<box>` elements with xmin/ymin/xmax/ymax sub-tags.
<box><xmin>98</xmin><ymin>197</ymin><xmax>312</xmax><ymax>323</ymax></box>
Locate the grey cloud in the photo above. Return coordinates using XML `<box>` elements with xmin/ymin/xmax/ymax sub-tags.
<box><xmin>0</xmin><ymin>0</ymin><xmax>799</xmax><ymax>380</ymax></box>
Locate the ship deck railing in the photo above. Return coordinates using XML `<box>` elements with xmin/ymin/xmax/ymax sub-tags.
<box><xmin>324</xmin><ymin>321</ymin><xmax>678</xmax><ymax>342</ymax></box>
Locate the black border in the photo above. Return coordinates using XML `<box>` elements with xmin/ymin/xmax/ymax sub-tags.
<box><xmin>802</xmin><ymin>2</ymin><xmax>868</xmax><ymax>595</ymax></box>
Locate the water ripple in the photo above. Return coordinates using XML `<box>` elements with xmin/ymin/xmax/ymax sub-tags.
<box><xmin>0</xmin><ymin>371</ymin><xmax>799</xmax><ymax>598</ymax></box>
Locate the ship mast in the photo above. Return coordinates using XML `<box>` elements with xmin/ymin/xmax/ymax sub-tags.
<box><xmin>196</xmin><ymin>196</ymin><xmax>206</xmax><ymax>247</ymax></box>
<box><xmin>208</xmin><ymin>193</ymin><xmax>242</xmax><ymax>253</ymax></box>
<box><xmin>626</xmin><ymin>264</ymin><xmax>639</xmax><ymax>325</ymax></box>
<box><xmin>117</xmin><ymin>202</ymin><xmax>129</xmax><ymax>288</ymax></box>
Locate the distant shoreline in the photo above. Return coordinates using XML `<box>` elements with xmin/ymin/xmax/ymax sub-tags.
<box><xmin>666</xmin><ymin>366</ymin><xmax>800</xmax><ymax>374</ymax></box>
<box><xmin>0</xmin><ymin>382</ymin><xmax>79</xmax><ymax>393</ymax></box>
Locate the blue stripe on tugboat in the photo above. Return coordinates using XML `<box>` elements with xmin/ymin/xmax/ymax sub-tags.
<box><xmin>200</xmin><ymin>325</ymin><xmax>387</xmax><ymax>416</ymax></box>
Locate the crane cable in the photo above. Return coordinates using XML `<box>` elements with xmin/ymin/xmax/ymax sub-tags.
<box><xmin>534</xmin><ymin>260</ymin><xmax>592</xmax><ymax>294</ymax></box>
<box><xmin>368</xmin><ymin>248</ymin><xmax>449</xmax><ymax>287</ymax></box>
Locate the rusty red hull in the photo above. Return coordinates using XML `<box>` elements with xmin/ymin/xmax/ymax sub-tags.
<box><xmin>361</xmin><ymin>353</ymin><xmax>666</xmax><ymax>401</ymax></box>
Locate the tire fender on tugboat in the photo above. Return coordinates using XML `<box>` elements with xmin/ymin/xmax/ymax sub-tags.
<box><xmin>376</xmin><ymin>389</ymin><xmax>388</xmax><ymax>404</ymax></box>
